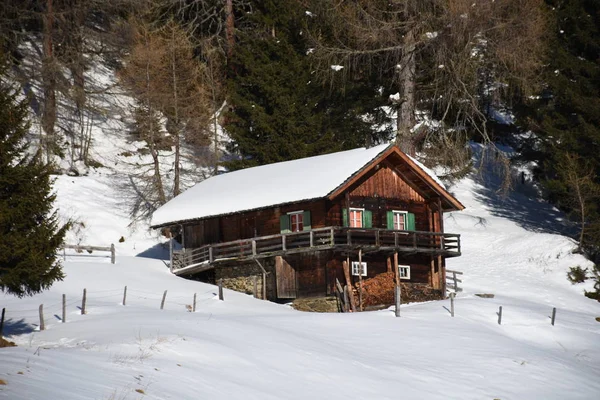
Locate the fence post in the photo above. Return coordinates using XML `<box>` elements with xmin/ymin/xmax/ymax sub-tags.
<box><xmin>110</xmin><ymin>243</ymin><xmax>115</xmax><ymax>264</ymax></box>
<box><xmin>81</xmin><ymin>289</ymin><xmax>87</xmax><ymax>315</ymax></box>
<box><xmin>253</xmin><ymin>276</ymin><xmax>258</xmax><ymax>298</ymax></box>
<box><xmin>160</xmin><ymin>290</ymin><xmax>168</xmax><ymax>310</ymax></box>
<box><xmin>252</xmin><ymin>240</ymin><xmax>257</xmax><ymax>256</ymax></box>
<box><xmin>218</xmin><ymin>279</ymin><xmax>224</xmax><ymax>301</ymax></box>
<box><xmin>39</xmin><ymin>304</ymin><xmax>45</xmax><ymax>331</ymax></box>
<box><xmin>551</xmin><ymin>307</ymin><xmax>557</xmax><ymax>326</ymax></box>
<box><xmin>497</xmin><ymin>306</ymin><xmax>503</xmax><ymax>325</ymax></box>
<box><xmin>453</xmin><ymin>272</ymin><xmax>458</xmax><ymax>292</ymax></box>
<box><xmin>358</xmin><ymin>249</ymin><xmax>363</xmax><ymax>312</ymax></box>
<box><xmin>344</xmin><ymin>286</ymin><xmax>350</xmax><ymax>312</ymax></box>
<box><xmin>450</xmin><ymin>292</ymin><xmax>455</xmax><ymax>317</ymax></box>
<box><xmin>193</xmin><ymin>293</ymin><xmax>197</xmax><ymax>312</ymax></box>
<box><xmin>0</xmin><ymin>308</ymin><xmax>5</xmax><ymax>338</ymax></box>
<box><xmin>122</xmin><ymin>286</ymin><xmax>127</xmax><ymax>306</ymax></box>
<box><xmin>169</xmin><ymin>234</ymin><xmax>174</xmax><ymax>273</ymax></box>
<box><xmin>394</xmin><ymin>285</ymin><xmax>401</xmax><ymax>317</ymax></box>
<box><xmin>62</xmin><ymin>294</ymin><xmax>66</xmax><ymax>323</ymax></box>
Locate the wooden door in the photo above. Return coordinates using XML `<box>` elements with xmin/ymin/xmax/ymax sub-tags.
<box><xmin>275</xmin><ymin>256</ymin><xmax>297</xmax><ymax>298</ymax></box>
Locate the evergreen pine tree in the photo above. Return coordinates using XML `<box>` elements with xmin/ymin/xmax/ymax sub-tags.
<box><xmin>519</xmin><ymin>0</ymin><xmax>600</xmax><ymax>284</ymax></box>
<box><xmin>521</xmin><ymin>0</ymin><xmax>600</xmax><ymax>252</ymax></box>
<box><xmin>0</xmin><ymin>76</ymin><xmax>68</xmax><ymax>297</ymax></box>
<box><xmin>224</xmin><ymin>0</ymin><xmax>389</xmax><ymax>169</ymax></box>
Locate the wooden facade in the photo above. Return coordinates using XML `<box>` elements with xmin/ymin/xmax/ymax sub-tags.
<box><xmin>161</xmin><ymin>145</ymin><xmax>464</xmax><ymax>304</ymax></box>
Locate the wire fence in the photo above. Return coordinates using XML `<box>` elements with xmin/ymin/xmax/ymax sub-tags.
<box><xmin>0</xmin><ymin>285</ymin><xmax>221</xmax><ymax>338</ymax></box>
<box><xmin>0</xmin><ymin>281</ymin><xmax>561</xmax><ymax>340</ymax></box>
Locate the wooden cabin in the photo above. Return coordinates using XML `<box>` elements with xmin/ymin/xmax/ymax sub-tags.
<box><xmin>151</xmin><ymin>144</ymin><xmax>464</xmax><ymax>304</ymax></box>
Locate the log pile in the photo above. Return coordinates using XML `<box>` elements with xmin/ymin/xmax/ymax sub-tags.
<box><xmin>357</xmin><ymin>272</ymin><xmax>443</xmax><ymax>307</ymax></box>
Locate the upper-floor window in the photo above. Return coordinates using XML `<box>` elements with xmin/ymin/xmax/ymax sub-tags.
<box><xmin>343</xmin><ymin>208</ymin><xmax>372</xmax><ymax>228</ymax></box>
<box><xmin>393</xmin><ymin>211</ymin><xmax>407</xmax><ymax>230</ymax></box>
<box><xmin>386</xmin><ymin>210</ymin><xmax>415</xmax><ymax>231</ymax></box>
<box><xmin>289</xmin><ymin>211</ymin><xmax>303</xmax><ymax>232</ymax></box>
<box><xmin>280</xmin><ymin>210</ymin><xmax>311</xmax><ymax>233</ymax></box>
<box><xmin>350</xmin><ymin>208</ymin><xmax>363</xmax><ymax>228</ymax></box>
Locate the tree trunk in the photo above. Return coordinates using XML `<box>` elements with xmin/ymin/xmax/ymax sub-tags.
<box><xmin>144</xmin><ymin>35</ymin><xmax>166</xmax><ymax>205</ymax></box>
<box><xmin>70</xmin><ymin>1</ymin><xmax>87</xmax><ymax>162</ymax></box>
<box><xmin>395</xmin><ymin>29</ymin><xmax>416</xmax><ymax>155</ymax></box>
<box><xmin>225</xmin><ymin>0</ymin><xmax>235</xmax><ymax>61</ymax></box>
<box><xmin>171</xmin><ymin>28</ymin><xmax>181</xmax><ymax>198</ymax></box>
<box><xmin>42</xmin><ymin>0</ymin><xmax>56</xmax><ymax>162</ymax></box>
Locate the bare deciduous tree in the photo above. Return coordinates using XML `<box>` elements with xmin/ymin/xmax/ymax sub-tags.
<box><xmin>555</xmin><ymin>153</ymin><xmax>600</xmax><ymax>250</ymax></box>
<box><xmin>307</xmin><ymin>0</ymin><xmax>546</xmax><ymax>155</ymax></box>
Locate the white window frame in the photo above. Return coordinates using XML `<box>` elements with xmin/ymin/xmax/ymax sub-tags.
<box><xmin>349</xmin><ymin>208</ymin><xmax>364</xmax><ymax>228</ymax></box>
<box><xmin>351</xmin><ymin>261</ymin><xmax>367</xmax><ymax>277</ymax></box>
<box><xmin>398</xmin><ymin>264</ymin><xmax>411</xmax><ymax>280</ymax></box>
<box><xmin>287</xmin><ymin>211</ymin><xmax>304</xmax><ymax>233</ymax></box>
<box><xmin>393</xmin><ymin>210</ymin><xmax>408</xmax><ymax>231</ymax></box>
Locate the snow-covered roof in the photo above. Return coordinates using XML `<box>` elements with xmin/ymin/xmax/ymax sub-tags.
<box><xmin>151</xmin><ymin>143</ymin><xmax>453</xmax><ymax>227</ymax></box>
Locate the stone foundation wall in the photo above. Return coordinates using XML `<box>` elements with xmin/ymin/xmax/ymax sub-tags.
<box><xmin>214</xmin><ymin>260</ymin><xmax>276</xmax><ymax>299</ymax></box>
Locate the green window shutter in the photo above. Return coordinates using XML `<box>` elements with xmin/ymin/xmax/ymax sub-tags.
<box><xmin>342</xmin><ymin>208</ymin><xmax>348</xmax><ymax>227</ymax></box>
<box><xmin>302</xmin><ymin>210</ymin><xmax>311</xmax><ymax>231</ymax></box>
<box><xmin>406</xmin><ymin>213</ymin><xmax>416</xmax><ymax>231</ymax></box>
<box><xmin>363</xmin><ymin>210</ymin><xmax>373</xmax><ymax>228</ymax></box>
<box><xmin>280</xmin><ymin>215</ymin><xmax>290</xmax><ymax>233</ymax></box>
<box><xmin>386</xmin><ymin>211</ymin><xmax>394</xmax><ymax>229</ymax></box>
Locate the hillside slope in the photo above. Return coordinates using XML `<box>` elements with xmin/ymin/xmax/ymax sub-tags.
<box><xmin>1</xmin><ymin>144</ymin><xmax>599</xmax><ymax>400</ymax></box>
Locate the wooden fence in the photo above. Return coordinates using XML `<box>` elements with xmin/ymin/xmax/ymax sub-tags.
<box><xmin>61</xmin><ymin>244</ymin><xmax>116</xmax><ymax>264</ymax></box>
<box><xmin>446</xmin><ymin>269</ymin><xmax>463</xmax><ymax>293</ymax></box>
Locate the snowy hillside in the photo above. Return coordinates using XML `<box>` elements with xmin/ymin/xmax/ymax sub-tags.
<box><xmin>1</xmin><ymin>143</ymin><xmax>599</xmax><ymax>399</ymax></box>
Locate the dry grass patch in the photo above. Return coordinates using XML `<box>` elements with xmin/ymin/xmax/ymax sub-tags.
<box><xmin>0</xmin><ymin>379</ymin><xmax>7</xmax><ymax>385</ymax></box>
<box><xmin>0</xmin><ymin>338</ymin><xmax>16</xmax><ymax>348</ymax></box>
<box><xmin>135</xmin><ymin>389</ymin><xmax>145</xmax><ymax>394</ymax></box>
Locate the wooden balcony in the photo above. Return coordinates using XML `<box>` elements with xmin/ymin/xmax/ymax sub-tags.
<box><xmin>171</xmin><ymin>227</ymin><xmax>461</xmax><ymax>276</ymax></box>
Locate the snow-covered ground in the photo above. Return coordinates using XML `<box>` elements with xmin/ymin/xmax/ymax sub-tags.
<box><xmin>1</xmin><ymin>140</ymin><xmax>599</xmax><ymax>399</ymax></box>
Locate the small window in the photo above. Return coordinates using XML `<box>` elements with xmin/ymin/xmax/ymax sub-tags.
<box><xmin>350</xmin><ymin>208</ymin><xmax>363</xmax><ymax>228</ymax></box>
<box><xmin>352</xmin><ymin>261</ymin><xmax>367</xmax><ymax>277</ymax></box>
<box><xmin>289</xmin><ymin>211</ymin><xmax>304</xmax><ymax>232</ymax></box>
<box><xmin>393</xmin><ymin>211</ymin><xmax>407</xmax><ymax>230</ymax></box>
<box><xmin>399</xmin><ymin>265</ymin><xmax>410</xmax><ymax>280</ymax></box>
<box><xmin>386</xmin><ymin>211</ymin><xmax>415</xmax><ymax>231</ymax></box>
<box><xmin>281</xmin><ymin>211</ymin><xmax>311</xmax><ymax>233</ymax></box>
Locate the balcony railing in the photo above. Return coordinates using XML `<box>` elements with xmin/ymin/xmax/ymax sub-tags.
<box><xmin>172</xmin><ymin>226</ymin><xmax>460</xmax><ymax>275</ymax></box>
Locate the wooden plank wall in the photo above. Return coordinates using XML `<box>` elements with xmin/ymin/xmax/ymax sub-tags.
<box><xmin>275</xmin><ymin>256</ymin><xmax>297</xmax><ymax>298</ymax></box>
<box><xmin>350</xmin><ymin>165</ymin><xmax>424</xmax><ymax>202</ymax></box>
<box><xmin>183</xmin><ymin>199</ymin><xmax>329</xmax><ymax>246</ymax></box>
<box><xmin>285</xmin><ymin>252</ymin><xmax>329</xmax><ymax>298</ymax></box>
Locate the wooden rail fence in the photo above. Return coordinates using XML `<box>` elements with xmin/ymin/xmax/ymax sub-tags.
<box><xmin>446</xmin><ymin>269</ymin><xmax>463</xmax><ymax>293</ymax></box>
<box><xmin>61</xmin><ymin>244</ymin><xmax>116</xmax><ymax>264</ymax></box>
